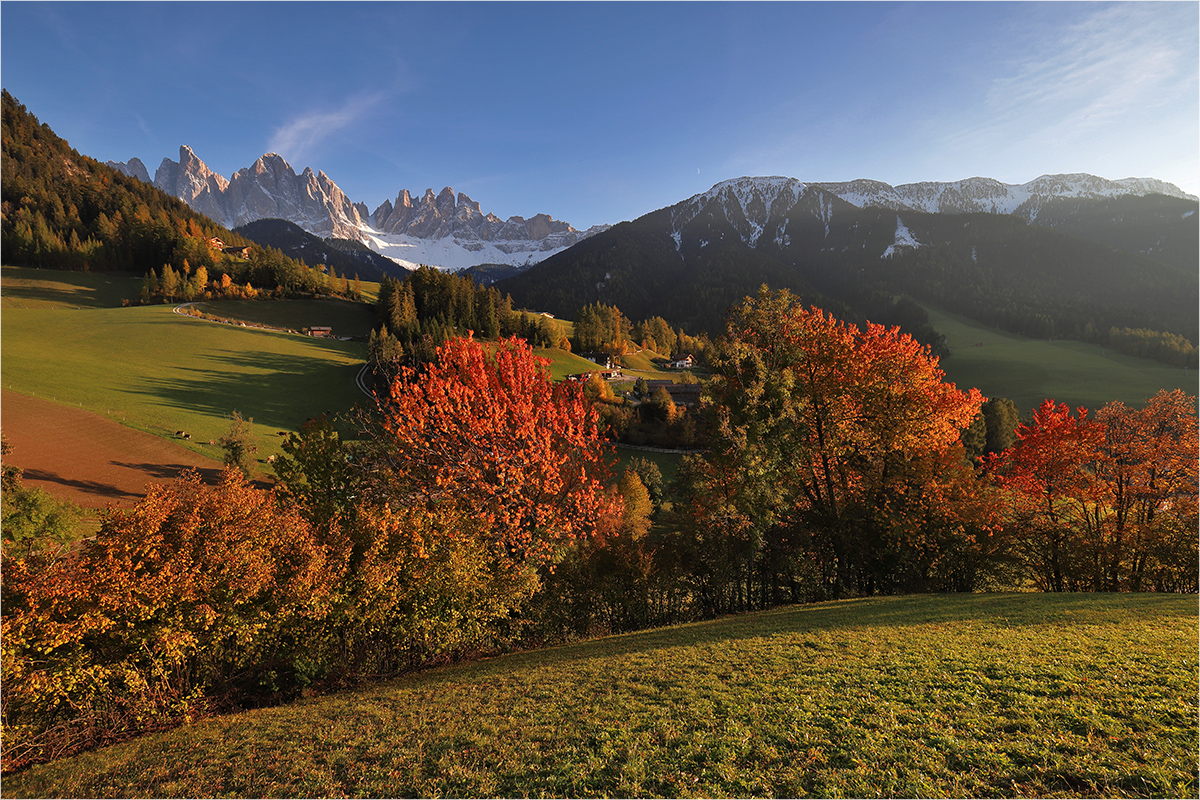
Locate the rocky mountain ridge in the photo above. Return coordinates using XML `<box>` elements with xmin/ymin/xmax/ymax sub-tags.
<box><xmin>497</xmin><ymin>171</ymin><xmax>1198</xmax><ymax>342</ymax></box>
<box><xmin>107</xmin><ymin>146</ymin><xmax>607</xmax><ymax>271</ymax></box>
<box><xmin>668</xmin><ymin>174</ymin><xmax>1196</xmax><ymax>242</ymax></box>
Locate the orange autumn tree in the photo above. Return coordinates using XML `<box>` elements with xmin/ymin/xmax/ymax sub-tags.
<box><xmin>358</xmin><ymin>334</ymin><xmax>620</xmax><ymax>631</ymax></box>
<box><xmin>687</xmin><ymin>287</ymin><xmax>989</xmax><ymax>605</ymax></box>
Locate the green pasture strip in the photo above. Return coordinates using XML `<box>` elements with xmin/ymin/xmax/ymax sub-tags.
<box><xmin>534</xmin><ymin>347</ymin><xmax>614</xmax><ymax>382</ymax></box>
<box><xmin>191</xmin><ymin>298</ymin><xmax>378</xmax><ymax>339</ymax></box>
<box><xmin>0</xmin><ymin>266</ymin><xmax>142</xmax><ymax>309</ymax></box>
<box><xmin>926</xmin><ymin>305</ymin><xmax>1197</xmax><ymax>414</ymax></box>
<box><xmin>619</xmin><ymin>349</ymin><xmax>669</xmax><ymax>372</ymax></box>
<box><xmin>1</xmin><ymin>304</ymin><xmax>368</xmax><ymax>465</ymax></box>
<box><xmin>8</xmin><ymin>593</ymin><xmax>1195</xmax><ymax>798</ymax></box>
<box><xmin>356</xmin><ymin>279</ymin><xmax>381</xmax><ymax>305</ymax></box>
<box><xmin>616</xmin><ymin>444</ymin><xmax>685</xmax><ymax>484</ymax></box>
<box><xmin>520</xmin><ymin>312</ymin><xmax>574</xmax><ymax>339</ymax></box>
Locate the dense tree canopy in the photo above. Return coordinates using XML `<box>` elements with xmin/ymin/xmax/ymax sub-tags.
<box><xmin>989</xmin><ymin>390</ymin><xmax>1198</xmax><ymax>592</ymax></box>
<box><xmin>684</xmin><ymin>287</ymin><xmax>989</xmax><ymax>604</ymax></box>
<box><xmin>366</xmin><ymin>335</ymin><xmax>620</xmax><ymax>574</ymax></box>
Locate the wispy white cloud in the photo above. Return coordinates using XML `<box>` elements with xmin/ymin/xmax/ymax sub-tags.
<box><xmin>939</xmin><ymin>3</ymin><xmax>1198</xmax><ymax>182</ymax></box>
<box><xmin>269</xmin><ymin>93</ymin><xmax>387</xmax><ymax>164</ymax></box>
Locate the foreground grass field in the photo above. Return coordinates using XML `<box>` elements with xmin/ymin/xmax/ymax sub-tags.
<box><xmin>6</xmin><ymin>593</ymin><xmax>1195</xmax><ymax>798</ymax></box>
<box><xmin>927</xmin><ymin>305</ymin><xmax>1196</xmax><ymax>414</ymax></box>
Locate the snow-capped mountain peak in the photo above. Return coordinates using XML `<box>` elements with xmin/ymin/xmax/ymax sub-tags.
<box><xmin>813</xmin><ymin>173</ymin><xmax>1196</xmax><ymax>216</ymax></box>
<box><xmin>126</xmin><ymin>146</ymin><xmax>608</xmax><ymax>270</ymax></box>
<box><xmin>664</xmin><ymin>173</ymin><xmax>1195</xmax><ymax>254</ymax></box>
<box><xmin>670</xmin><ymin>176</ymin><xmax>807</xmax><ymax>248</ymax></box>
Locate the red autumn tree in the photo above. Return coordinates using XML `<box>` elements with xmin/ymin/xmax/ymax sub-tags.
<box><xmin>988</xmin><ymin>391</ymin><xmax>1198</xmax><ymax>592</ymax></box>
<box><xmin>1094</xmin><ymin>389</ymin><xmax>1198</xmax><ymax>591</ymax></box>
<box><xmin>986</xmin><ymin>399</ymin><xmax>1105</xmax><ymax>591</ymax></box>
<box><xmin>368</xmin><ymin>334</ymin><xmax>620</xmax><ymax>578</ymax></box>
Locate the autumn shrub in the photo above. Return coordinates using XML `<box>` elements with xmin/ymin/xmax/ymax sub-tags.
<box><xmin>1</xmin><ymin>470</ymin><xmax>336</xmax><ymax>770</ymax></box>
<box><xmin>530</xmin><ymin>469</ymin><xmax>661</xmax><ymax>639</ymax></box>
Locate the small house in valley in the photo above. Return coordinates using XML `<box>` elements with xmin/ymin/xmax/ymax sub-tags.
<box><xmin>580</xmin><ymin>352</ymin><xmax>616</xmax><ymax>369</ymax></box>
<box><xmin>668</xmin><ymin>354</ymin><xmax>696</xmax><ymax>369</ymax></box>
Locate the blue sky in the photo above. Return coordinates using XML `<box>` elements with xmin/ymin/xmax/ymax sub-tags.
<box><xmin>3</xmin><ymin>2</ymin><xmax>1196</xmax><ymax>229</ymax></box>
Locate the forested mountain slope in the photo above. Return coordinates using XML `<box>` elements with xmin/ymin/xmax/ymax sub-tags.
<box><xmin>1</xmin><ymin>91</ymin><xmax>331</xmax><ymax>294</ymax></box>
<box><xmin>499</xmin><ymin>177</ymin><xmax>1198</xmax><ymax>354</ymax></box>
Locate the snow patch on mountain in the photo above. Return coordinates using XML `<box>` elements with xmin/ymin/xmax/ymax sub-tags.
<box><xmin>882</xmin><ymin>216</ymin><xmax>920</xmax><ymax>259</ymax></box>
<box><xmin>670</xmin><ymin>176</ymin><xmax>807</xmax><ymax>249</ymax></box>
<box><xmin>359</xmin><ymin>226</ymin><xmax>591</xmax><ymax>271</ymax></box>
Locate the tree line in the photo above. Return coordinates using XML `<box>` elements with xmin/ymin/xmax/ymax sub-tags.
<box><xmin>5</xmin><ymin>288</ymin><xmax>1195</xmax><ymax>770</ymax></box>
<box><xmin>366</xmin><ymin>270</ymin><xmax>712</xmax><ymax>386</ymax></box>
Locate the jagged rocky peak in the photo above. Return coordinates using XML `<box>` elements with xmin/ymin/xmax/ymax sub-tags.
<box><xmin>129</xmin><ymin>144</ymin><xmax>606</xmax><ymax>268</ymax></box>
<box><xmin>105</xmin><ymin>156</ymin><xmax>150</xmax><ymax>184</ymax></box>
<box><xmin>151</xmin><ymin>145</ymin><xmax>228</xmax><ymax>223</ymax></box>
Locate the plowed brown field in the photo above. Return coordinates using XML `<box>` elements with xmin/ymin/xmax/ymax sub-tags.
<box><xmin>2</xmin><ymin>389</ymin><xmax>224</xmax><ymax>510</ymax></box>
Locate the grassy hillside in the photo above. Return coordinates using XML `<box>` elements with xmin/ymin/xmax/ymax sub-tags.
<box><xmin>929</xmin><ymin>304</ymin><xmax>1197</xmax><ymax>414</ymax></box>
<box><xmin>1</xmin><ymin>266</ymin><xmax>142</xmax><ymax>309</ymax></box>
<box><xmin>534</xmin><ymin>347</ymin><xmax>612</xmax><ymax>382</ymax></box>
<box><xmin>2</xmin><ymin>270</ymin><xmax>368</xmax><ymax>465</ymax></box>
<box><xmin>7</xmin><ymin>593</ymin><xmax>1195</xmax><ymax>798</ymax></box>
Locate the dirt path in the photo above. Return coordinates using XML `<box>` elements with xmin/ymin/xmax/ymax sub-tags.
<box><xmin>1</xmin><ymin>389</ymin><xmax>225</xmax><ymax>510</ymax></box>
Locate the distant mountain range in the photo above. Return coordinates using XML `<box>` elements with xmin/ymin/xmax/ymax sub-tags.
<box><xmin>497</xmin><ymin>175</ymin><xmax>1198</xmax><ymax>343</ymax></box>
<box><xmin>110</xmin><ymin>150</ymin><xmax>1195</xmax><ymax>281</ymax></box>
<box><xmin>107</xmin><ymin>147</ymin><xmax>609</xmax><ymax>271</ymax></box>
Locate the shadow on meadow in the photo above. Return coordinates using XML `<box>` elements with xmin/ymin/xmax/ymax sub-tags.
<box><xmin>128</xmin><ymin>346</ymin><xmax>367</xmax><ymax>433</ymax></box>
<box><xmin>108</xmin><ymin>461</ymin><xmax>225</xmax><ymax>486</ymax></box>
<box><xmin>0</xmin><ymin>270</ymin><xmax>140</xmax><ymax>309</ymax></box>
<box><xmin>18</xmin><ymin>468</ymin><xmax>142</xmax><ymax>501</ymax></box>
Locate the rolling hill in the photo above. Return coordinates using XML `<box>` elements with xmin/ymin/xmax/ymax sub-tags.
<box><xmin>5</xmin><ymin>593</ymin><xmax>1195</xmax><ymax>798</ymax></box>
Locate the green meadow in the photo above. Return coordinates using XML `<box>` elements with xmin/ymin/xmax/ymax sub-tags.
<box><xmin>2</xmin><ymin>268</ymin><xmax>368</xmax><ymax>464</ymax></box>
<box><xmin>535</xmin><ymin>347</ymin><xmax>614</xmax><ymax>382</ymax></box>
<box><xmin>6</xmin><ymin>593</ymin><xmax>1195</xmax><ymax>799</ymax></box>
<box><xmin>0</xmin><ymin>266</ymin><xmax>143</xmax><ymax>309</ymax></box>
<box><xmin>5</xmin><ymin>267</ymin><xmax>1195</xmax><ymax>466</ymax></box>
<box><xmin>927</xmin><ymin>305</ymin><xmax>1197</xmax><ymax>414</ymax></box>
